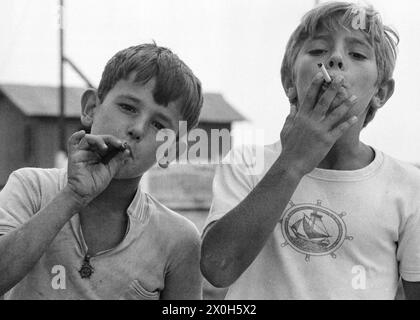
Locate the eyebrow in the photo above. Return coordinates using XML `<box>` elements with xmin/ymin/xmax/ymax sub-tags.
<box><xmin>310</xmin><ymin>35</ymin><xmax>330</xmax><ymax>42</ymax></box>
<box><xmin>346</xmin><ymin>37</ymin><xmax>373</xmax><ymax>50</ymax></box>
<box><xmin>116</xmin><ymin>94</ymin><xmax>176</xmax><ymax>129</ymax></box>
<box><xmin>308</xmin><ymin>35</ymin><xmax>373</xmax><ymax>50</ymax></box>
<box><xmin>116</xmin><ymin>94</ymin><xmax>144</xmax><ymax>105</ymax></box>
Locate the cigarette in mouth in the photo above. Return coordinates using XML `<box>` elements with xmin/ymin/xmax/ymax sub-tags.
<box><xmin>318</xmin><ymin>63</ymin><xmax>332</xmax><ymax>83</ymax></box>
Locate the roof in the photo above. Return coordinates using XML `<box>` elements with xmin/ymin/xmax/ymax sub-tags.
<box><xmin>0</xmin><ymin>84</ymin><xmax>245</xmax><ymax>123</ymax></box>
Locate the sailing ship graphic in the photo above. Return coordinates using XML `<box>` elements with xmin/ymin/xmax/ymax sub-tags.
<box><xmin>280</xmin><ymin>200</ymin><xmax>353</xmax><ymax>262</ymax></box>
<box><xmin>290</xmin><ymin>212</ymin><xmax>331</xmax><ymax>247</ymax></box>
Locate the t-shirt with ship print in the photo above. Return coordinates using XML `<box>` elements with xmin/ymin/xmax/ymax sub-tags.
<box><xmin>204</xmin><ymin>140</ymin><xmax>420</xmax><ymax>299</ymax></box>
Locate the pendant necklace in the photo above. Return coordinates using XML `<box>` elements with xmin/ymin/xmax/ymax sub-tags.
<box><xmin>78</xmin><ymin>254</ymin><xmax>94</xmax><ymax>279</ymax></box>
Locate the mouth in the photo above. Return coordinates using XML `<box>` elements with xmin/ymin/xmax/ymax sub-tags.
<box><xmin>319</xmin><ymin>75</ymin><xmax>348</xmax><ymax>95</ymax></box>
<box><xmin>117</xmin><ymin>142</ymin><xmax>134</xmax><ymax>160</ymax></box>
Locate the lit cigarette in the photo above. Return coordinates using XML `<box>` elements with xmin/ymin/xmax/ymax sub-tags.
<box><xmin>318</xmin><ymin>63</ymin><xmax>332</xmax><ymax>83</ymax></box>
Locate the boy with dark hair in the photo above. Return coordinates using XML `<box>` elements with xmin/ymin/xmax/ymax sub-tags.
<box><xmin>0</xmin><ymin>43</ymin><xmax>204</xmax><ymax>299</ymax></box>
<box><xmin>201</xmin><ymin>2</ymin><xmax>420</xmax><ymax>299</ymax></box>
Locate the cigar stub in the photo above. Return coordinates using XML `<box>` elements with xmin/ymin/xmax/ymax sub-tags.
<box><xmin>101</xmin><ymin>142</ymin><xmax>129</xmax><ymax>164</ymax></box>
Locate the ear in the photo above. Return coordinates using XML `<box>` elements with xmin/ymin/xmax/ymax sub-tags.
<box><xmin>80</xmin><ymin>88</ymin><xmax>98</xmax><ymax>128</ymax></box>
<box><xmin>371</xmin><ymin>79</ymin><xmax>395</xmax><ymax>110</ymax></box>
<box><xmin>158</xmin><ymin>138</ymin><xmax>180</xmax><ymax>168</ymax></box>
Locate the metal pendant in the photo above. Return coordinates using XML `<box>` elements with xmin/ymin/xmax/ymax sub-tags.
<box><xmin>79</xmin><ymin>254</ymin><xmax>94</xmax><ymax>279</ymax></box>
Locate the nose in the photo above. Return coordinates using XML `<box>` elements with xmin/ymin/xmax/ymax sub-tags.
<box><xmin>127</xmin><ymin>120</ymin><xmax>147</xmax><ymax>142</ymax></box>
<box><xmin>327</xmin><ymin>53</ymin><xmax>344</xmax><ymax>70</ymax></box>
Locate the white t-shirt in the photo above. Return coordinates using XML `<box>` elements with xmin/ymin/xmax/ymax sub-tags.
<box><xmin>0</xmin><ymin>167</ymin><xmax>200</xmax><ymax>300</ymax></box>
<box><xmin>205</xmin><ymin>141</ymin><xmax>420</xmax><ymax>299</ymax></box>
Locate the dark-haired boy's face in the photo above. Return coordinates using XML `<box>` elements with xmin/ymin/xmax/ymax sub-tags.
<box><xmin>293</xmin><ymin>27</ymin><xmax>378</xmax><ymax>126</ymax></box>
<box><xmin>89</xmin><ymin>74</ymin><xmax>182</xmax><ymax>179</ymax></box>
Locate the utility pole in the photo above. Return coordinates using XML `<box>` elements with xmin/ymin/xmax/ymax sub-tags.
<box><xmin>59</xmin><ymin>0</ymin><xmax>65</xmax><ymax>152</ymax></box>
<box><xmin>56</xmin><ymin>0</ymin><xmax>94</xmax><ymax>168</ymax></box>
<box><xmin>54</xmin><ymin>0</ymin><xmax>68</xmax><ymax>168</ymax></box>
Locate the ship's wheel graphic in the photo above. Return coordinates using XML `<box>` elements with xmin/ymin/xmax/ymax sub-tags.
<box><xmin>280</xmin><ymin>200</ymin><xmax>353</xmax><ymax>262</ymax></box>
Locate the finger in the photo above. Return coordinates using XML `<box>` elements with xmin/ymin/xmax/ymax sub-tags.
<box><xmin>71</xmin><ymin>150</ymin><xmax>101</xmax><ymax>163</ymax></box>
<box><xmin>106</xmin><ymin>149</ymin><xmax>131</xmax><ymax>177</ymax></box>
<box><xmin>329</xmin><ymin>87</ymin><xmax>349</xmax><ymax>111</ymax></box>
<box><xmin>313</xmin><ymin>76</ymin><xmax>344</xmax><ymax>117</ymax></box>
<box><xmin>100</xmin><ymin>135</ymin><xmax>125</xmax><ymax>149</ymax></box>
<box><xmin>330</xmin><ymin>116</ymin><xmax>359</xmax><ymax>139</ymax></box>
<box><xmin>323</xmin><ymin>95</ymin><xmax>358</xmax><ymax>128</ymax></box>
<box><xmin>299</xmin><ymin>72</ymin><xmax>325</xmax><ymax>113</ymax></box>
<box><xmin>68</xmin><ymin>130</ymin><xmax>86</xmax><ymax>152</ymax></box>
<box><xmin>80</xmin><ymin>134</ymin><xmax>126</xmax><ymax>157</ymax></box>
<box><xmin>79</xmin><ymin>134</ymin><xmax>109</xmax><ymax>153</ymax></box>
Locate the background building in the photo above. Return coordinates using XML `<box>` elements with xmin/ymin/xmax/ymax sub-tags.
<box><xmin>0</xmin><ymin>84</ymin><xmax>244</xmax><ymax>187</ymax></box>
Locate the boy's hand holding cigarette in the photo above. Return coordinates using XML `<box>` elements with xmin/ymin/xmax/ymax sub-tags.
<box><xmin>279</xmin><ymin>71</ymin><xmax>358</xmax><ymax>177</ymax></box>
<box><xmin>65</xmin><ymin>131</ymin><xmax>131</xmax><ymax>207</ymax></box>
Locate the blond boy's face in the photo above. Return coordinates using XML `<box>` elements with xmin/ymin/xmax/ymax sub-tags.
<box><xmin>89</xmin><ymin>74</ymin><xmax>182</xmax><ymax>179</ymax></box>
<box><xmin>293</xmin><ymin>27</ymin><xmax>378</xmax><ymax>120</ymax></box>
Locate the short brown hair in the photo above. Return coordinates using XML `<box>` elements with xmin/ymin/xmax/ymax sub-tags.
<box><xmin>98</xmin><ymin>43</ymin><xmax>203</xmax><ymax>130</ymax></box>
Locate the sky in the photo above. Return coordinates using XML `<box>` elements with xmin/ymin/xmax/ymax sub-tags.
<box><xmin>1</xmin><ymin>0</ymin><xmax>420</xmax><ymax>163</ymax></box>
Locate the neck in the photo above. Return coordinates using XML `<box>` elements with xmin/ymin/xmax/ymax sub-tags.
<box><xmin>317</xmin><ymin>135</ymin><xmax>374</xmax><ymax>171</ymax></box>
<box><xmin>85</xmin><ymin>176</ymin><xmax>142</xmax><ymax>216</ymax></box>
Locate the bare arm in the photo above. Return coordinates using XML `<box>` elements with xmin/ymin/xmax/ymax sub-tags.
<box><xmin>0</xmin><ymin>187</ymin><xmax>83</xmax><ymax>295</ymax></box>
<box><xmin>0</xmin><ymin>131</ymin><xmax>130</xmax><ymax>295</ymax></box>
<box><xmin>403</xmin><ymin>280</ymin><xmax>420</xmax><ymax>300</ymax></box>
<box><xmin>201</xmin><ymin>159</ymin><xmax>302</xmax><ymax>288</ymax></box>
<box><xmin>201</xmin><ymin>74</ymin><xmax>359</xmax><ymax>287</ymax></box>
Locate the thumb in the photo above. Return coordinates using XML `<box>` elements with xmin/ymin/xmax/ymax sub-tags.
<box><xmin>107</xmin><ymin>149</ymin><xmax>131</xmax><ymax>177</ymax></box>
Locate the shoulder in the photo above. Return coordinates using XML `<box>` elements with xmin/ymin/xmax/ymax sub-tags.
<box><xmin>379</xmin><ymin>151</ymin><xmax>420</xmax><ymax>212</ymax></box>
<box><xmin>216</xmin><ymin>141</ymin><xmax>281</xmax><ymax>183</ymax></box>
<box><xmin>0</xmin><ymin>168</ymin><xmax>65</xmax><ymax>220</ymax></box>
<box><xmin>8</xmin><ymin>167</ymin><xmax>66</xmax><ymax>202</ymax></box>
<box><xmin>223</xmin><ymin>141</ymin><xmax>280</xmax><ymax>168</ymax></box>
<box><xmin>11</xmin><ymin>167</ymin><xmax>66</xmax><ymax>185</ymax></box>
<box><xmin>144</xmin><ymin>192</ymin><xmax>200</xmax><ymax>246</ymax></box>
<box><xmin>381</xmin><ymin>152</ymin><xmax>420</xmax><ymax>186</ymax></box>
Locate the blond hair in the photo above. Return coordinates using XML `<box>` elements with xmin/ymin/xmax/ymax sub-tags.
<box><xmin>280</xmin><ymin>2</ymin><xmax>399</xmax><ymax>126</ymax></box>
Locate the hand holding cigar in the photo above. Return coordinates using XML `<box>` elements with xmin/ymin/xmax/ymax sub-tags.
<box><xmin>77</xmin><ymin>134</ymin><xmax>130</xmax><ymax>164</ymax></box>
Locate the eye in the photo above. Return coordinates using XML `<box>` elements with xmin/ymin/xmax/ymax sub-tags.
<box><xmin>350</xmin><ymin>52</ymin><xmax>367</xmax><ymax>60</ymax></box>
<box><xmin>119</xmin><ymin>104</ymin><xmax>136</xmax><ymax>113</ymax></box>
<box><xmin>308</xmin><ymin>49</ymin><xmax>327</xmax><ymax>56</ymax></box>
<box><xmin>152</xmin><ymin>121</ymin><xmax>166</xmax><ymax>131</ymax></box>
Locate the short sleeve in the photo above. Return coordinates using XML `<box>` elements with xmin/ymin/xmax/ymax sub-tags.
<box><xmin>0</xmin><ymin>170</ymin><xmax>40</xmax><ymax>235</ymax></box>
<box><xmin>397</xmin><ymin>210</ymin><xmax>420</xmax><ymax>282</ymax></box>
<box><xmin>203</xmin><ymin>147</ymin><xmax>257</xmax><ymax>233</ymax></box>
